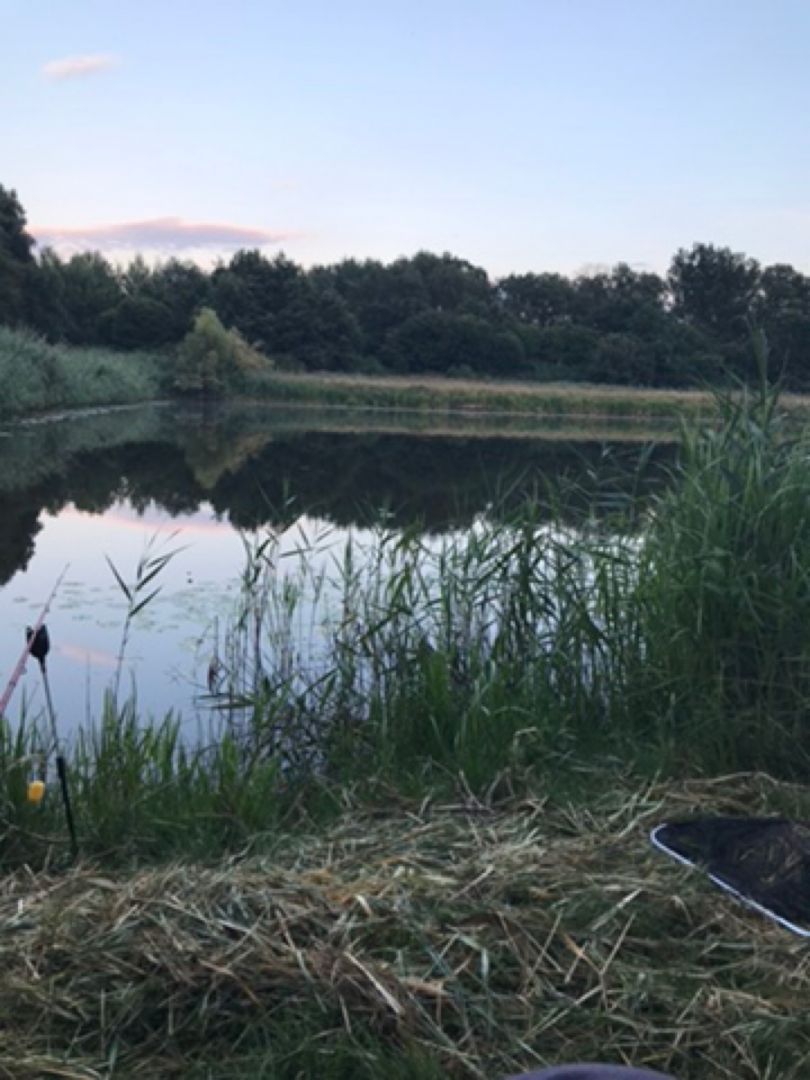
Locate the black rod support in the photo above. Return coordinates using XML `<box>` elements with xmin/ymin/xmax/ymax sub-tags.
<box><xmin>56</xmin><ymin>755</ymin><xmax>78</xmax><ymax>861</ymax></box>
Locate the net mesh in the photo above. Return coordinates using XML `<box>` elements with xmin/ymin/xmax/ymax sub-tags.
<box><xmin>654</xmin><ymin>816</ymin><xmax>810</xmax><ymax>929</ymax></box>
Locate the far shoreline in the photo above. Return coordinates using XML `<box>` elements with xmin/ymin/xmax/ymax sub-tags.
<box><xmin>6</xmin><ymin>367</ymin><xmax>810</xmax><ymax>427</ymax></box>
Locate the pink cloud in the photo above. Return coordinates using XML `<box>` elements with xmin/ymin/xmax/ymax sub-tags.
<box><xmin>32</xmin><ymin>217</ymin><xmax>297</xmax><ymax>253</ymax></box>
<box><xmin>42</xmin><ymin>54</ymin><xmax>120</xmax><ymax>80</ymax></box>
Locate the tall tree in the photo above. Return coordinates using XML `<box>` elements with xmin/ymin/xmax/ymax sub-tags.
<box><xmin>312</xmin><ymin>257</ymin><xmax>429</xmax><ymax>361</ymax></box>
<box><xmin>757</xmin><ymin>264</ymin><xmax>810</xmax><ymax>386</ymax></box>
<box><xmin>573</xmin><ymin>264</ymin><xmax>666</xmax><ymax>334</ymax></box>
<box><xmin>25</xmin><ymin>247</ymin><xmax>69</xmax><ymax>339</ymax></box>
<box><xmin>0</xmin><ymin>185</ymin><xmax>35</xmax><ymax>326</ymax></box>
<box><xmin>99</xmin><ymin>295</ymin><xmax>176</xmax><ymax>349</ymax></box>
<box><xmin>668</xmin><ymin>243</ymin><xmax>761</xmax><ymax>342</ymax></box>
<box><xmin>57</xmin><ymin>252</ymin><xmax>123</xmax><ymax>344</ymax></box>
<box><xmin>384</xmin><ymin>310</ymin><xmax>524</xmax><ymax>376</ymax></box>
<box><xmin>409</xmin><ymin>251</ymin><xmax>493</xmax><ymax>316</ymax></box>
<box><xmin>146</xmin><ymin>259</ymin><xmax>210</xmax><ymax>339</ymax></box>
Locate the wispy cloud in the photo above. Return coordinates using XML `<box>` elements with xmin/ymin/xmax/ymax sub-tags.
<box><xmin>32</xmin><ymin>217</ymin><xmax>297</xmax><ymax>254</ymax></box>
<box><xmin>42</xmin><ymin>54</ymin><xmax>120</xmax><ymax>81</ymax></box>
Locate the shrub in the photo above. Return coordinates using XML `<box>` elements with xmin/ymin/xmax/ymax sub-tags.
<box><xmin>173</xmin><ymin>308</ymin><xmax>270</xmax><ymax>396</ymax></box>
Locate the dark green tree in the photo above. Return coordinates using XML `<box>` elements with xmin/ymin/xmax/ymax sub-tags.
<box><xmin>519</xmin><ymin>323</ymin><xmax>600</xmax><ymax>380</ymax></box>
<box><xmin>213</xmin><ymin>250</ymin><xmax>361</xmax><ymax>370</ymax></box>
<box><xmin>311</xmin><ymin>257</ymin><xmax>429</xmax><ymax>361</ymax></box>
<box><xmin>57</xmin><ymin>252</ymin><xmax>123</xmax><ymax>344</ymax></box>
<box><xmin>99</xmin><ymin>295</ymin><xmax>176</xmax><ymax>349</ymax></box>
<box><xmin>0</xmin><ymin>185</ymin><xmax>35</xmax><ymax>326</ymax></box>
<box><xmin>497</xmin><ymin>272</ymin><xmax>575</xmax><ymax>327</ymax></box>
<box><xmin>300</xmin><ymin>285</ymin><xmax>363</xmax><ymax>370</ymax></box>
<box><xmin>145</xmin><ymin>259</ymin><xmax>210</xmax><ymax>339</ymax></box>
<box><xmin>757</xmin><ymin>264</ymin><xmax>810</xmax><ymax>386</ymax></box>
<box><xmin>213</xmin><ymin>251</ymin><xmax>296</xmax><ymax>352</ymax></box>
<box><xmin>409</xmin><ymin>251</ymin><xmax>494</xmax><ymax>316</ymax></box>
<box><xmin>120</xmin><ymin>254</ymin><xmax>153</xmax><ymax>297</ymax></box>
<box><xmin>25</xmin><ymin>247</ymin><xmax>70</xmax><ymax>339</ymax></box>
<box><xmin>573</xmin><ymin>264</ymin><xmax>666</xmax><ymax>333</ymax></box>
<box><xmin>385</xmin><ymin>310</ymin><xmax>524</xmax><ymax>376</ymax></box>
<box><xmin>668</xmin><ymin>243</ymin><xmax>761</xmax><ymax>342</ymax></box>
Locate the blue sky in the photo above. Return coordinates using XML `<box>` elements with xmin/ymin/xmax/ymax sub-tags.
<box><xmin>4</xmin><ymin>0</ymin><xmax>810</xmax><ymax>275</ymax></box>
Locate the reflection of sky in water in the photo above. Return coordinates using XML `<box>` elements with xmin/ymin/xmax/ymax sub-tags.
<box><xmin>0</xmin><ymin>500</ymin><xmax>351</xmax><ymax>734</ymax></box>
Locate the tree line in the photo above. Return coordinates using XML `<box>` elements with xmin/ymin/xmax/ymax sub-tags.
<box><xmin>3</xmin><ymin>183</ymin><xmax>810</xmax><ymax>388</ymax></box>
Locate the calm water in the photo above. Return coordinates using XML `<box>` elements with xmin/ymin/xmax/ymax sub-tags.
<box><xmin>0</xmin><ymin>402</ymin><xmax>676</xmax><ymax>730</ymax></box>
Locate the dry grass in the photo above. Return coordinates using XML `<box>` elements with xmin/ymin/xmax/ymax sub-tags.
<box><xmin>3</xmin><ymin>772</ymin><xmax>810</xmax><ymax>1079</ymax></box>
<box><xmin>272</xmin><ymin>372</ymin><xmax>712</xmax><ymax>399</ymax></box>
<box><xmin>258</xmin><ymin>370</ymin><xmax>810</xmax><ymax>423</ymax></box>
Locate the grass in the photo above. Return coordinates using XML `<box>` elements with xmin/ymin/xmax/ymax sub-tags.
<box><xmin>4</xmin><ymin>368</ymin><xmax>810</xmax><ymax>1075</ymax></box>
<box><xmin>4</xmin><ymin>772</ymin><xmax>810</xmax><ymax>1078</ymax></box>
<box><xmin>0</xmin><ymin>325</ymin><xmax>164</xmax><ymax>420</ymax></box>
<box><xmin>249</xmin><ymin>367</ymin><xmax>810</xmax><ymax>424</ymax></box>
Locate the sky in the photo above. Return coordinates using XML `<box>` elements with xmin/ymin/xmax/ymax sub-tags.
<box><xmin>3</xmin><ymin>0</ymin><xmax>810</xmax><ymax>277</ymax></box>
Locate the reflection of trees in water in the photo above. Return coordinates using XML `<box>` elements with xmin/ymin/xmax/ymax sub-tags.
<box><xmin>0</xmin><ymin>441</ymin><xmax>200</xmax><ymax>585</ymax></box>
<box><xmin>208</xmin><ymin>433</ymin><xmax>675</xmax><ymax>532</ymax></box>
<box><xmin>0</xmin><ymin>496</ymin><xmax>43</xmax><ymax>585</ymax></box>
<box><xmin>0</xmin><ymin>413</ymin><xmax>676</xmax><ymax>585</ymax></box>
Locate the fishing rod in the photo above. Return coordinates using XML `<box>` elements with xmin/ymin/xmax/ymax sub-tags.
<box><xmin>0</xmin><ymin>566</ymin><xmax>77</xmax><ymax>859</ymax></box>
<box><xmin>0</xmin><ymin>565</ymin><xmax>68</xmax><ymax>718</ymax></box>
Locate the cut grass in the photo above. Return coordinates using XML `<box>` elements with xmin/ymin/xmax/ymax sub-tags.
<box><xmin>3</xmin><ymin>772</ymin><xmax>810</xmax><ymax>1079</ymax></box>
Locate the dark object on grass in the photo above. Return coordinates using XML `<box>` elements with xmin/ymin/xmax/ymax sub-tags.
<box><xmin>651</xmin><ymin>816</ymin><xmax>810</xmax><ymax>936</ymax></box>
<box><xmin>507</xmin><ymin>1066</ymin><xmax>674</xmax><ymax>1079</ymax></box>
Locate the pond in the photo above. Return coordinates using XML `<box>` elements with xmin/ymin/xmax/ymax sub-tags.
<box><xmin>0</xmin><ymin>402</ymin><xmax>677</xmax><ymax>732</ymax></box>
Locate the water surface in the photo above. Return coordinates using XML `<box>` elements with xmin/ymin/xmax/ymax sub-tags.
<box><xmin>0</xmin><ymin>402</ymin><xmax>676</xmax><ymax>729</ymax></box>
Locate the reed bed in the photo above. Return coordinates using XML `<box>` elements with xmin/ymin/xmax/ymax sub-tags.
<box><xmin>209</xmin><ymin>374</ymin><xmax>810</xmax><ymax>792</ymax></box>
<box><xmin>250</xmin><ymin>368</ymin><xmax>810</xmax><ymax>424</ymax></box>
<box><xmin>250</xmin><ymin>369</ymin><xmax>718</xmax><ymax>422</ymax></box>
<box><xmin>0</xmin><ymin>326</ymin><xmax>163</xmax><ymax>419</ymax></box>
<box><xmin>3</xmin><ymin>772</ymin><xmax>810</xmax><ymax>1079</ymax></box>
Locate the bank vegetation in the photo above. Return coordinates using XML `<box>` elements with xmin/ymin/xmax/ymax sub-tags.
<box><xmin>3</xmin><ymin>354</ymin><xmax>810</xmax><ymax>1077</ymax></box>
